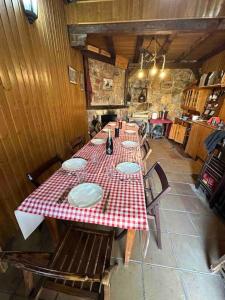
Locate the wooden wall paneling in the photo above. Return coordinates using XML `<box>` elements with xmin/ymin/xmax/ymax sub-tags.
<box><xmin>0</xmin><ymin>0</ymin><xmax>88</xmax><ymax>246</ymax></box>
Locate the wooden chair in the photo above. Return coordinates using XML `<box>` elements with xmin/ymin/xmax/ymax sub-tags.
<box><xmin>66</xmin><ymin>136</ymin><xmax>85</xmax><ymax>157</ymax></box>
<box><xmin>116</xmin><ymin>162</ymin><xmax>170</xmax><ymax>251</ymax></box>
<box><xmin>0</xmin><ymin>226</ymin><xmax>116</xmax><ymax>300</ymax></box>
<box><xmin>26</xmin><ymin>155</ymin><xmax>63</xmax><ymax>188</ymax></box>
<box><xmin>144</xmin><ymin>162</ymin><xmax>171</xmax><ymax>249</ymax></box>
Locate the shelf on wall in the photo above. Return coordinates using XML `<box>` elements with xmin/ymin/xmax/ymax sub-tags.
<box><xmin>87</xmin><ymin>105</ymin><xmax>129</xmax><ymax>110</ymax></box>
<box><xmin>198</xmin><ymin>84</ymin><xmax>225</xmax><ymax>90</ymax></box>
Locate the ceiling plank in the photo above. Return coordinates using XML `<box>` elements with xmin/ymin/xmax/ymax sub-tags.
<box><xmin>175</xmin><ymin>32</ymin><xmax>215</xmax><ymax>62</ymax></box>
<box><xmin>104</xmin><ymin>36</ymin><xmax>115</xmax><ymax>58</ymax></box>
<box><xmin>198</xmin><ymin>41</ymin><xmax>225</xmax><ymax>64</ymax></box>
<box><xmin>68</xmin><ymin>18</ymin><xmax>225</xmax><ymax>35</ymax></box>
<box><xmin>133</xmin><ymin>35</ymin><xmax>144</xmax><ymax>63</ymax></box>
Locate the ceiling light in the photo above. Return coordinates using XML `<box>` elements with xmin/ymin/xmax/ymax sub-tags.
<box><xmin>159</xmin><ymin>70</ymin><xmax>166</xmax><ymax>79</ymax></box>
<box><xmin>22</xmin><ymin>0</ymin><xmax>38</xmax><ymax>24</ymax></box>
<box><xmin>137</xmin><ymin>69</ymin><xmax>145</xmax><ymax>79</ymax></box>
<box><xmin>150</xmin><ymin>65</ymin><xmax>158</xmax><ymax>76</ymax></box>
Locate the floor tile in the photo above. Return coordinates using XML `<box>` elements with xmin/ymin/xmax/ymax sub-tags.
<box><xmin>0</xmin><ymin>292</ymin><xmax>11</xmax><ymax>300</ymax></box>
<box><xmin>143</xmin><ymin>265</ymin><xmax>185</xmax><ymax>300</ymax></box>
<box><xmin>169</xmin><ymin>182</ymin><xmax>196</xmax><ymax>196</ymax></box>
<box><xmin>144</xmin><ymin>231</ymin><xmax>177</xmax><ymax>268</ymax></box>
<box><xmin>0</xmin><ymin>266</ymin><xmax>22</xmax><ymax>294</ymax></box>
<box><xmin>189</xmin><ymin>214</ymin><xmax>225</xmax><ymax>240</ymax></box>
<box><xmin>160</xmin><ymin>210</ymin><xmax>197</xmax><ymax>235</ymax></box>
<box><xmin>170</xmin><ymin>234</ymin><xmax>211</xmax><ymax>273</ymax></box>
<box><xmin>110</xmin><ymin>261</ymin><xmax>144</xmax><ymax>300</ymax></box>
<box><xmin>160</xmin><ymin>194</ymin><xmax>211</xmax><ymax>215</ymax></box>
<box><xmin>181</xmin><ymin>271</ymin><xmax>225</xmax><ymax>300</ymax></box>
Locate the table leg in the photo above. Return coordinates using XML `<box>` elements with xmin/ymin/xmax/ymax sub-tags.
<box><xmin>45</xmin><ymin>217</ymin><xmax>60</xmax><ymax>246</ymax></box>
<box><xmin>125</xmin><ymin>229</ymin><xmax>136</xmax><ymax>264</ymax></box>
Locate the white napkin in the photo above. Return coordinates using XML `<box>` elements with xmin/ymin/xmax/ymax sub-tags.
<box><xmin>14</xmin><ymin>210</ymin><xmax>44</xmax><ymax>239</ymax></box>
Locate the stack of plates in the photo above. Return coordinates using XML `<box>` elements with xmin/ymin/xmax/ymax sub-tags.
<box><xmin>116</xmin><ymin>162</ymin><xmax>141</xmax><ymax>175</ymax></box>
<box><xmin>102</xmin><ymin>128</ymin><xmax>111</xmax><ymax>133</ymax></box>
<box><xmin>91</xmin><ymin>138</ymin><xmax>106</xmax><ymax>145</ymax></box>
<box><xmin>62</xmin><ymin>158</ymin><xmax>87</xmax><ymax>171</ymax></box>
<box><xmin>68</xmin><ymin>183</ymin><xmax>103</xmax><ymax>208</ymax></box>
<box><xmin>121</xmin><ymin>141</ymin><xmax>138</xmax><ymax>149</ymax></box>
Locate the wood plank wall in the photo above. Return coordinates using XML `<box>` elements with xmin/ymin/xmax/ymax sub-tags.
<box><xmin>202</xmin><ymin>50</ymin><xmax>225</xmax><ymax>72</ymax></box>
<box><xmin>65</xmin><ymin>0</ymin><xmax>225</xmax><ymax>24</ymax></box>
<box><xmin>0</xmin><ymin>0</ymin><xmax>87</xmax><ymax>246</ymax></box>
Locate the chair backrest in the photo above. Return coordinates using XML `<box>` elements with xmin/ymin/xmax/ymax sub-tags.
<box><xmin>26</xmin><ymin>155</ymin><xmax>63</xmax><ymax>188</ymax></box>
<box><xmin>144</xmin><ymin>162</ymin><xmax>171</xmax><ymax>211</ymax></box>
<box><xmin>141</xmin><ymin>136</ymin><xmax>152</xmax><ymax>161</ymax></box>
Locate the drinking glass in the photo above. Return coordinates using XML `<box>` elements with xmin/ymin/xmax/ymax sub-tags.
<box><xmin>76</xmin><ymin>169</ymin><xmax>86</xmax><ymax>184</ymax></box>
<box><xmin>91</xmin><ymin>152</ymin><xmax>99</xmax><ymax>165</ymax></box>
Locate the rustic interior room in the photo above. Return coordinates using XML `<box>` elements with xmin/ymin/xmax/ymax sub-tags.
<box><xmin>1</xmin><ymin>0</ymin><xmax>225</xmax><ymax>299</ymax></box>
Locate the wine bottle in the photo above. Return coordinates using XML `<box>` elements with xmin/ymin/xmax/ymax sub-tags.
<box><xmin>106</xmin><ymin>129</ymin><xmax>113</xmax><ymax>155</ymax></box>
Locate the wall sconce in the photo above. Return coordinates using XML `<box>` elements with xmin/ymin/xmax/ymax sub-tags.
<box><xmin>22</xmin><ymin>0</ymin><xmax>38</xmax><ymax>24</ymax></box>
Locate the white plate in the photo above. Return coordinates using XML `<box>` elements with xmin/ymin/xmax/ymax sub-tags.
<box><xmin>121</xmin><ymin>141</ymin><xmax>139</xmax><ymax>149</ymax></box>
<box><xmin>102</xmin><ymin>128</ymin><xmax>111</xmax><ymax>133</ymax></box>
<box><xmin>68</xmin><ymin>183</ymin><xmax>103</xmax><ymax>208</ymax></box>
<box><xmin>108</xmin><ymin>122</ymin><xmax>116</xmax><ymax>126</ymax></box>
<box><xmin>125</xmin><ymin>130</ymin><xmax>136</xmax><ymax>134</ymax></box>
<box><xmin>62</xmin><ymin>158</ymin><xmax>87</xmax><ymax>171</ymax></box>
<box><xmin>116</xmin><ymin>162</ymin><xmax>141</xmax><ymax>175</ymax></box>
<box><xmin>127</xmin><ymin>123</ymin><xmax>136</xmax><ymax>127</ymax></box>
<box><xmin>91</xmin><ymin>138</ymin><xmax>106</xmax><ymax>145</ymax></box>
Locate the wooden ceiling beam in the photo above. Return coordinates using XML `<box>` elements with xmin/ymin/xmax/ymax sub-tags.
<box><xmin>133</xmin><ymin>35</ymin><xmax>144</xmax><ymax>63</ymax></box>
<box><xmin>157</xmin><ymin>34</ymin><xmax>175</xmax><ymax>56</ymax></box>
<box><xmin>104</xmin><ymin>36</ymin><xmax>115</xmax><ymax>58</ymax></box>
<box><xmin>69</xmin><ymin>18</ymin><xmax>225</xmax><ymax>35</ymax></box>
<box><xmin>81</xmin><ymin>49</ymin><xmax>115</xmax><ymax>65</ymax></box>
<box><xmin>129</xmin><ymin>61</ymin><xmax>200</xmax><ymax>69</ymax></box>
<box><xmin>198</xmin><ymin>41</ymin><xmax>225</xmax><ymax>64</ymax></box>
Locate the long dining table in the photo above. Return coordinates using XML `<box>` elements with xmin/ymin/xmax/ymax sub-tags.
<box><xmin>15</xmin><ymin>122</ymin><xmax>148</xmax><ymax>264</ymax></box>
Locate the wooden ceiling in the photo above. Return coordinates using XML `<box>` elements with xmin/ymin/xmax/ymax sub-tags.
<box><xmin>86</xmin><ymin>31</ymin><xmax>225</xmax><ymax>67</ymax></box>
<box><xmin>65</xmin><ymin>0</ymin><xmax>225</xmax><ymax>24</ymax></box>
<box><xmin>66</xmin><ymin>0</ymin><xmax>225</xmax><ymax>69</ymax></box>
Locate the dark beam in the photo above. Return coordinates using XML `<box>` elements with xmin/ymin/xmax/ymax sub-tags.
<box><xmin>133</xmin><ymin>36</ymin><xmax>144</xmax><ymax>63</ymax></box>
<box><xmin>68</xmin><ymin>18</ymin><xmax>225</xmax><ymax>35</ymax></box>
<box><xmin>81</xmin><ymin>49</ymin><xmax>115</xmax><ymax>65</ymax></box>
<box><xmin>104</xmin><ymin>36</ymin><xmax>115</xmax><ymax>59</ymax></box>
<box><xmin>175</xmin><ymin>32</ymin><xmax>213</xmax><ymax>62</ymax></box>
<box><xmin>198</xmin><ymin>42</ymin><xmax>225</xmax><ymax>64</ymax></box>
<box><xmin>129</xmin><ymin>61</ymin><xmax>200</xmax><ymax>70</ymax></box>
<box><xmin>157</xmin><ymin>34</ymin><xmax>175</xmax><ymax>56</ymax></box>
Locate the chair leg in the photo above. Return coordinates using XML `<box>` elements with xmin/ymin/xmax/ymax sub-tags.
<box><xmin>23</xmin><ymin>270</ymin><xmax>34</xmax><ymax>296</ymax></box>
<box><xmin>154</xmin><ymin>207</ymin><xmax>162</xmax><ymax>249</ymax></box>
<box><xmin>104</xmin><ymin>283</ymin><xmax>110</xmax><ymax>300</ymax></box>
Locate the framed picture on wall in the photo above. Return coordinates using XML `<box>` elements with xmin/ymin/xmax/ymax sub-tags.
<box><xmin>80</xmin><ymin>72</ymin><xmax>84</xmax><ymax>91</ymax></box>
<box><xmin>103</xmin><ymin>78</ymin><xmax>113</xmax><ymax>90</ymax></box>
<box><xmin>68</xmin><ymin>66</ymin><xmax>78</xmax><ymax>84</ymax></box>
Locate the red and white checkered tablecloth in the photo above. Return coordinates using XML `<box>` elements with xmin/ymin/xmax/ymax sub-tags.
<box><xmin>16</xmin><ymin>122</ymin><xmax>148</xmax><ymax>233</ymax></box>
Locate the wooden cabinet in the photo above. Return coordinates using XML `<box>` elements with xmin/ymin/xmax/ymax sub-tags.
<box><xmin>185</xmin><ymin>122</ymin><xmax>215</xmax><ymax>161</ymax></box>
<box><xmin>169</xmin><ymin>123</ymin><xmax>186</xmax><ymax>144</ymax></box>
<box><xmin>182</xmin><ymin>87</ymin><xmax>210</xmax><ymax>113</ymax></box>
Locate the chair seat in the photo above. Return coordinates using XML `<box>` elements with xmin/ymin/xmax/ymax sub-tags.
<box><xmin>48</xmin><ymin>226</ymin><xmax>114</xmax><ymax>295</ymax></box>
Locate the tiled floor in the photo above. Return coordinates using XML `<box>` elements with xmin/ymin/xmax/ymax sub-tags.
<box><xmin>111</xmin><ymin>139</ymin><xmax>225</xmax><ymax>300</ymax></box>
<box><xmin>1</xmin><ymin>139</ymin><xmax>225</xmax><ymax>299</ymax></box>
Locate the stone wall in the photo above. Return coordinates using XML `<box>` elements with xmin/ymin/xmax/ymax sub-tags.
<box><xmin>128</xmin><ymin>69</ymin><xmax>195</xmax><ymax>120</ymax></box>
<box><xmin>88</xmin><ymin>58</ymin><xmax>125</xmax><ymax>106</ymax></box>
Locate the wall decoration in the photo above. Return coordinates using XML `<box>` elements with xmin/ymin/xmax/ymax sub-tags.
<box><xmin>80</xmin><ymin>72</ymin><xmax>84</xmax><ymax>90</ymax></box>
<box><xmin>103</xmin><ymin>78</ymin><xmax>113</xmax><ymax>90</ymax></box>
<box><xmin>68</xmin><ymin>66</ymin><xmax>77</xmax><ymax>84</ymax></box>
